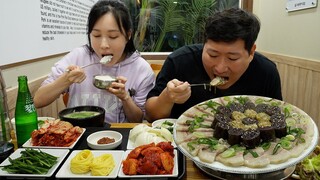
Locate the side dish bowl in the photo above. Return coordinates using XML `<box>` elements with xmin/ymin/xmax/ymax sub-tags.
<box><xmin>59</xmin><ymin>106</ymin><xmax>105</xmax><ymax>127</ymax></box>
<box><xmin>87</xmin><ymin>130</ymin><xmax>122</xmax><ymax>150</ymax></box>
<box><xmin>93</xmin><ymin>75</ymin><xmax>117</xmax><ymax>89</ymax></box>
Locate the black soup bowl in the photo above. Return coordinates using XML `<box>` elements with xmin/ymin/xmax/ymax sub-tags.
<box><xmin>59</xmin><ymin>106</ymin><xmax>105</xmax><ymax>127</ymax></box>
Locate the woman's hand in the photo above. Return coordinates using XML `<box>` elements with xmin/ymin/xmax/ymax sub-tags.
<box><xmin>107</xmin><ymin>76</ymin><xmax>129</xmax><ymax>101</ymax></box>
<box><xmin>166</xmin><ymin>79</ymin><xmax>191</xmax><ymax>104</ymax></box>
<box><xmin>65</xmin><ymin>65</ymin><xmax>86</xmax><ymax>83</ymax></box>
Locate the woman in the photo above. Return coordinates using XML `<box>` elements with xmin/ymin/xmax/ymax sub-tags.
<box><xmin>34</xmin><ymin>0</ymin><xmax>155</xmax><ymax>123</ymax></box>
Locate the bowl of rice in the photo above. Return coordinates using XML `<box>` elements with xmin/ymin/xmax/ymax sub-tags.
<box><xmin>93</xmin><ymin>75</ymin><xmax>117</xmax><ymax>89</ymax></box>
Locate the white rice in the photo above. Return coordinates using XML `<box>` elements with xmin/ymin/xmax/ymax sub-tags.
<box><xmin>95</xmin><ymin>75</ymin><xmax>115</xmax><ymax>81</ymax></box>
<box><xmin>100</xmin><ymin>55</ymin><xmax>113</xmax><ymax>64</ymax></box>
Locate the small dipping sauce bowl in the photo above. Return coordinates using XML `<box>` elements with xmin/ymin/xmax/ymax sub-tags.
<box><xmin>87</xmin><ymin>130</ymin><xmax>122</xmax><ymax>150</ymax></box>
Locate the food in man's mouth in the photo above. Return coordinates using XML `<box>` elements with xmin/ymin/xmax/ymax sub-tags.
<box><xmin>175</xmin><ymin>95</ymin><xmax>315</xmax><ymax>168</ymax></box>
<box><xmin>100</xmin><ymin>55</ymin><xmax>113</xmax><ymax>64</ymax></box>
<box><xmin>97</xmin><ymin>137</ymin><xmax>115</xmax><ymax>144</ymax></box>
<box><xmin>210</xmin><ymin>76</ymin><xmax>228</xmax><ymax>86</ymax></box>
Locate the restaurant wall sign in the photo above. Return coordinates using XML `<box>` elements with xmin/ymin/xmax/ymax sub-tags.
<box><xmin>286</xmin><ymin>0</ymin><xmax>318</xmax><ymax>12</ymax></box>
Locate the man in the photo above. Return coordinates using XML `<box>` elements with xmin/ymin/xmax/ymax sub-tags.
<box><xmin>145</xmin><ymin>8</ymin><xmax>282</xmax><ymax>121</ymax></box>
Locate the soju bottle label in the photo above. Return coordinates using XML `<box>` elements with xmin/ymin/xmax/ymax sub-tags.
<box><xmin>25</xmin><ymin>104</ymin><xmax>36</xmax><ymax>113</ymax></box>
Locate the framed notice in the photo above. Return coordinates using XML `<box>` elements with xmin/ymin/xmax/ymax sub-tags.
<box><xmin>286</xmin><ymin>0</ymin><xmax>318</xmax><ymax>12</ymax></box>
<box><xmin>0</xmin><ymin>0</ymin><xmax>98</xmax><ymax>66</ymax></box>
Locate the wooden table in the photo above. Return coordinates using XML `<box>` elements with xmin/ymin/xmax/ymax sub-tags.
<box><xmin>110</xmin><ymin>123</ymin><xmax>225</xmax><ymax>180</ymax></box>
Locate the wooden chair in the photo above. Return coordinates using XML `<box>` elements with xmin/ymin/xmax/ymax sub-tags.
<box><xmin>62</xmin><ymin>92</ymin><xmax>69</xmax><ymax>107</ymax></box>
<box><xmin>150</xmin><ymin>63</ymin><xmax>163</xmax><ymax>76</ymax></box>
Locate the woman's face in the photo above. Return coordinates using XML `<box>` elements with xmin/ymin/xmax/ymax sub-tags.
<box><xmin>202</xmin><ymin>39</ymin><xmax>255</xmax><ymax>89</ymax></box>
<box><xmin>90</xmin><ymin>12</ymin><xmax>130</xmax><ymax>66</ymax></box>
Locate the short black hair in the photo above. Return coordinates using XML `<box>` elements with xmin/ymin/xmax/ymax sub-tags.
<box><xmin>87</xmin><ymin>0</ymin><xmax>135</xmax><ymax>55</ymax></box>
<box><xmin>205</xmin><ymin>8</ymin><xmax>260</xmax><ymax>53</ymax></box>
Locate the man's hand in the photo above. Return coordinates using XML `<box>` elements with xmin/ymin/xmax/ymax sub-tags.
<box><xmin>166</xmin><ymin>79</ymin><xmax>191</xmax><ymax>104</ymax></box>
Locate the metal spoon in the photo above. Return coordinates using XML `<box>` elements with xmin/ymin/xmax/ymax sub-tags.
<box><xmin>189</xmin><ymin>83</ymin><xmax>210</xmax><ymax>87</ymax></box>
<box><xmin>190</xmin><ymin>77</ymin><xmax>227</xmax><ymax>87</ymax></box>
<box><xmin>65</xmin><ymin>55</ymin><xmax>113</xmax><ymax>72</ymax></box>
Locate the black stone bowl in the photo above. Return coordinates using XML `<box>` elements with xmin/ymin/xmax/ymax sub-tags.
<box><xmin>59</xmin><ymin>106</ymin><xmax>105</xmax><ymax>127</ymax></box>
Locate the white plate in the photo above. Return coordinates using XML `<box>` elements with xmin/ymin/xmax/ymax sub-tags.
<box><xmin>174</xmin><ymin>95</ymin><xmax>319</xmax><ymax>174</ymax></box>
<box><xmin>56</xmin><ymin>150</ymin><xmax>124</xmax><ymax>178</ymax></box>
<box><xmin>11</xmin><ymin>117</ymin><xmax>55</xmax><ymax>130</ymax></box>
<box><xmin>126</xmin><ymin>130</ymin><xmax>177</xmax><ymax>149</ymax></box>
<box><xmin>152</xmin><ymin>118</ymin><xmax>176</xmax><ymax>128</ymax></box>
<box><xmin>0</xmin><ymin>148</ymin><xmax>69</xmax><ymax>177</ymax></box>
<box><xmin>37</xmin><ymin>117</ymin><xmax>55</xmax><ymax>127</ymax></box>
<box><xmin>22</xmin><ymin>128</ymin><xmax>86</xmax><ymax>149</ymax></box>
<box><xmin>118</xmin><ymin>149</ymin><xmax>178</xmax><ymax>178</ymax></box>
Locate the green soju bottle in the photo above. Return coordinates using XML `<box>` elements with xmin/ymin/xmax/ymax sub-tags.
<box><xmin>15</xmin><ymin>76</ymin><xmax>38</xmax><ymax>147</ymax></box>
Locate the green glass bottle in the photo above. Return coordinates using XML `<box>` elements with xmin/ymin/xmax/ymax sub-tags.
<box><xmin>15</xmin><ymin>76</ymin><xmax>38</xmax><ymax>147</ymax></box>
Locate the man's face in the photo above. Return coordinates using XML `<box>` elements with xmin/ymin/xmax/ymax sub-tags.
<box><xmin>202</xmin><ymin>39</ymin><xmax>255</xmax><ymax>89</ymax></box>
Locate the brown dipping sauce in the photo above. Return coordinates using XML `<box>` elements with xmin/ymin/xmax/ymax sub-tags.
<box><xmin>97</xmin><ymin>137</ymin><xmax>115</xmax><ymax>144</ymax></box>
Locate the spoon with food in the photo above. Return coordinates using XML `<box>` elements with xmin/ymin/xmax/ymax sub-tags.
<box><xmin>190</xmin><ymin>76</ymin><xmax>228</xmax><ymax>87</ymax></box>
<box><xmin>100</xmin><ymin>55</ymin><xmax>113</xmax><ymax>64</ymax></box>
<box><xmin>65</xmin><ymin>55</ymin><xmax>113</xmax><ymax>72</ymax></box>
<box><xmin>209</xmin><ymin>76</ymin><xmax>228</xmax><ymax>86</ymax></box>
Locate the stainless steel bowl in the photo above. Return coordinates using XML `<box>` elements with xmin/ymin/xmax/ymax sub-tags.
<box><xmin>93</xmin><ymin>75</ymin><xmax>116</xmax><ymax>89</ymax></box>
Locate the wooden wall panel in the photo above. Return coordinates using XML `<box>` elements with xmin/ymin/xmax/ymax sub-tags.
<box><xmin>310</xmin><ymin>72</ymin><xmax>320</xmax><ymax>123</ymax></box>
<box><xmin>262</xmin><ymin>52</ymin><xmax>320</xmax><ymax>131</ymax></box>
